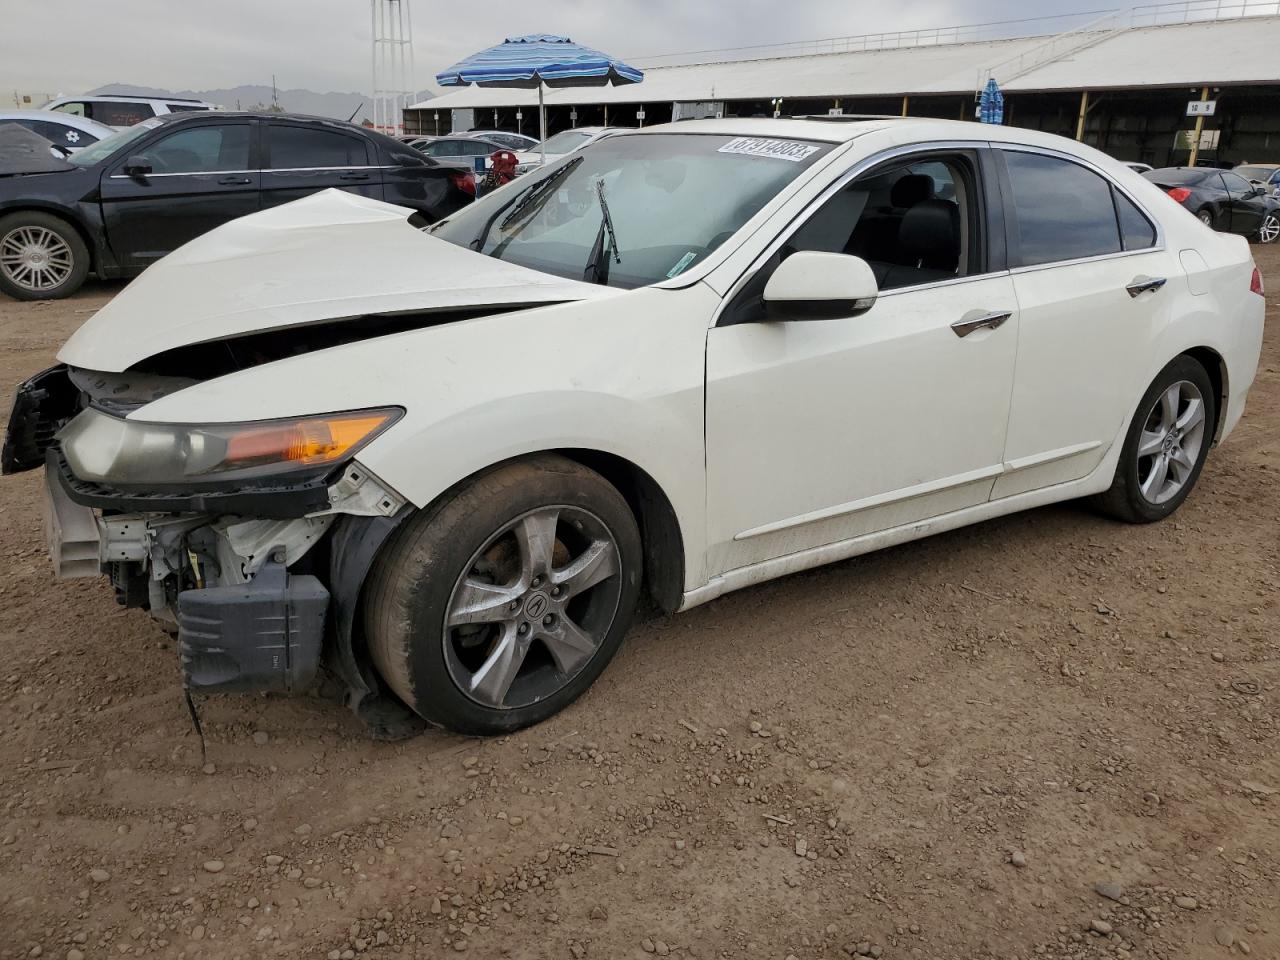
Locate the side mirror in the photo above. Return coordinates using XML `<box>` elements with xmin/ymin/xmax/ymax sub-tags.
<box><xmin>763</xmin><ymin>251</ymin><xmax>879</xmax><ymax>321</ymax></box>
<box><xmin>123</xmin><ymin>155</ymin><xmax>153</xmax><ymax>177</ymax></box>
<box><xmin>1250</xmin><ymin>186</ymin><xmax>1267</xmax><ymax>199</ymax></box>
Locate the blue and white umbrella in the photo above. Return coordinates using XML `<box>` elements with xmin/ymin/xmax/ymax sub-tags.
<box><xmin>978</xmin><ymin>77</ymin><xmax>1004</xmax><ymax>125</ymax></box>
<box><xmin>436</xmin><ymin>34</ymin><xmax>643</xmax><ymax>163</ymax></box>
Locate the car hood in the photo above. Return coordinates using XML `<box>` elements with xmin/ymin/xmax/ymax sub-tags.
<box><xmin>59</xmin><ymin>189</ymin><xmax>620</xmax><ymax>373</ymax></box>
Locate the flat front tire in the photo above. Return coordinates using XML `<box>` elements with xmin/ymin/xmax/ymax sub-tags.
<box><xmin>0</xmin><ymin>212</ymin><xmax>89</xmax><ymax>300</ymax></box>
<box><xmin>1091</xmin><ymin>355</ymin><xmax>1216</xmax><ymax>523</ymax></box>
<box><xmin>363</xmin><ymin>455</ymin><xmax>642</xmax><ymax>735</ymax></box>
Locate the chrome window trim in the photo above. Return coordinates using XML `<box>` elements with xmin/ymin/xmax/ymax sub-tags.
<box><xmin>709</xmin><ymin>139</ymin><xmax>1004</xmax><ymax>325</ymax></box>
<box><xmin>108</xmin><ymin>165</ymin><xmax>393</xmax><ymax>179</ymax></box>
<box><xmin>262</xmin><ymin>165</ymin><xmax>393</xmax><ymax>173</ymax></box>
<box><xmin>995</xmin><ymin>143</ymin><xmax>1166</xmax><ymax>270</ymax></box>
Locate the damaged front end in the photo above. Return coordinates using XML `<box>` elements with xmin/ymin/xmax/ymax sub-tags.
<box><xmin>6</xmin><ymin>364</ymin><xmax>420</xmax><ymax>736</ymax></box>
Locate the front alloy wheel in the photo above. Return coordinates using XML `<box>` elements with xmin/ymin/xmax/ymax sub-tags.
<box><xmin>443</xmin><ymin>506</ymin><xmax>622</xmax><ymax>710</ymax></box>
<box><xmin>1258</xmin><ymin>212</ymin><xmax>1280</xmax><ymax>244</ymax></box>
<box><xmin>0</xmin><ymin>212</ymin><xmax>89</xmax><ymax>301</ymax></box>
<box><xmin>364</xmin><ymin>455</ymin><xmax>642</xmax><ymax>735</ymax></box>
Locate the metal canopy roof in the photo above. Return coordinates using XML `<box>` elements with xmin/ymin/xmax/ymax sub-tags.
<box><xmin>410</xmin><ymin>16</ymin><xmax>1280</xmax><ymax>112</ymax></box>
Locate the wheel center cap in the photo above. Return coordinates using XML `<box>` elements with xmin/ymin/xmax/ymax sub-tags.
<box><xmin>1163</xmin><ymin>432</ymin><xmax>1177</xmax><ymax>452</ymax></box>
<box><xmin>524</xmin><ymin>592</ymin><xmax>550</xmax><ymax>620</ymax></box>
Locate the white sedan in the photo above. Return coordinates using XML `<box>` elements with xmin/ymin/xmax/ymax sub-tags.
<box><xmin>0</xmin><ymin>110</ymin><xmax>116</xmax><ymax>153</ymax></box>
<box><xmin>512</xmin><ymin>125</ymin><xmax>625</xmax><ymax>174</ymax></box>
<box><xmin>7</xmin><ymin>118</ymin><xmax>1264</xmax><ymax>738</ymax></box>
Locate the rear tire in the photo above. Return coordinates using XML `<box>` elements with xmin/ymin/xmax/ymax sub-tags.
<box><xmin>0</xmin><ymin>212</ymin><xmax>89</xmax><ymax>301</ymax></box>
<box><xmin>364</xmin><ymin>455</ymin><xmax>642</xmax><ymax>735</ymax></box>
<box><xmin>1195</xmin><ymin>208</ymin><xmax>1214</xmax><ymax>228</ymax></box>
<box><xmin>1091</xmin><ymin>356</ymin><xmax>1215</xmax><ymax>523</ymax></box>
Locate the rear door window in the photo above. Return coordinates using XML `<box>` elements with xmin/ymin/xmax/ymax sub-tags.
<box><xmin>1002</xmin><ymin>150</ymin><xmax>1122</xmax><ymax>266</ymax></box>
<box><xmin>91</xmin><ymin>101</ymin><xmax>157</xmax><ymax>126</ymax></box>
<box><xmin>267</xmin><ymin>126</ymin><xmax>369</xmax><ymax>169</ymax></box>
<box><xmin>1113</xmin><ymin>190</ymin><xmax>1156</xmax><ymax>251</ymax></box>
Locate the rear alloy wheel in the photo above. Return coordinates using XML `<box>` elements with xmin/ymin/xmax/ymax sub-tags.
<box><xmin>1196</xmin><ymin>209</ymin><xmax>1214</xmax><ymax>228</ymax></box>
<box><xmin>1258</xmin><ymin>212</ymin><xmax>1280</xmax><ymax>244</ymax></box>
<box><xmin>364</xmin><ymin>455</ymin><xmax>642</xmax><ymax>735</ymax></box>
<box><xmin>1091</xmin><ymin>356</ymin><xmax>1215</xmax><ymax>523</ymax></box>
<box><xmin>0</xmin><ymin>212</ymin><xmax>89</xmax><ymax>300</ymax></box>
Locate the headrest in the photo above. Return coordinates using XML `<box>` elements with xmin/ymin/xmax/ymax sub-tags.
<box><xmin>898</xmin><ymin>199</ymin><xmax>959</xmax><ymax>268</ymax></box>
<box><xmin>890</xmin><ymin>173</ymin><xmax>935</xmax><ymax>209</ymax></box>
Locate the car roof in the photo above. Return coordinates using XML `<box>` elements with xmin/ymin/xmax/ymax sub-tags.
<box><xmin>49</xmin><ymin>94</ymin><xmax>213</xmax><ymax>104</ymax></box>
<box><xmin>623</xmin><ymin>116</ymin><xmax>1140</xmax><ymax>152</ymax></box>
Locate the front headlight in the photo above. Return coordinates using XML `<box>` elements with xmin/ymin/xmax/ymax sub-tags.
<box><xmin>58</xmin><ymin>407</ymin><xmax>402</xmax><ymax>487</ymax></box>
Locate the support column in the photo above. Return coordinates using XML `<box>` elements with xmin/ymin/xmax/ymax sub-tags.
<box><xmin>1188</xmin><ymin>85</ymin><xmax>1210</xmax><ymax>167</ymax></box>
<box><xmin>1075</xmin><ymin>90</ymin><xmax>1089</xmax><ymax>141</ymax></box>
<box><xmin>901</xmin><ymin>95</ymin><xmax>910</xmax><ymax>117</ymax></box>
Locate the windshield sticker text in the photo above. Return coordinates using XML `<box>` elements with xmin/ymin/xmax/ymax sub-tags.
<box><xmin>718</xmin><ymin>137</ymin><xmax>821</xmax><ymax>162</ymax></box>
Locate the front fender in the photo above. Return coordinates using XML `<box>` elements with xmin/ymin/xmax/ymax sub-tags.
<box><xmin>130</xmin><ymin>285</ymin><xmax>717</xmax><ymax>589</ymax></box>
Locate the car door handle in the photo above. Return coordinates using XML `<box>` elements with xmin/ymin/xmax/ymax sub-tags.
<box><xmin>1126</xmin><ymin>276</ymin><xmax>1167</xmax><ymax>298</ymax></box>
<box><xmin>951</xmin><ymin>310</ymin><xmax>1012</xmax><ymax>338</ymax></box>
<box><xmin>217</xmin><ymin>175</ymin><xmax>253</xmax><ymax>185</ymax></box>
<box><xmin>339</xmin><ymin>171</ymin><xmax>371</xmax><ymax>181</ymax></box>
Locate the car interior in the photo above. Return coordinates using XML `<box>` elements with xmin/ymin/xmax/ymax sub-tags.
<box><xmin>723</xmin><ymin>155</ymin><xmax>974</xmax><ymax>324</ymax></box>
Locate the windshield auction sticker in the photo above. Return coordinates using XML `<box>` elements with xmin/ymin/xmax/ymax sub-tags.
<box><xmin>718</xmin><ymin>137</ymin><xmax>821</xmax><ymax>162</ymax></box>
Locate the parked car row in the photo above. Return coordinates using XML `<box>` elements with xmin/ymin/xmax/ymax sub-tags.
<box><xmin>0</xmin><ymin>112</ymin><xmax>475</xmax><ymax>299</ymax></box>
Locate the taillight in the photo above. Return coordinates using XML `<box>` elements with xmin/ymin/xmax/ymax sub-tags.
<box><xmin>1166</xmin><ymin>187</ymin><xmax>1192</xmax><ymax>204</ymax></box>
<box><xmin>448</xmin><ymin>171</ymin><xmax>476</xmax><ymax>197</ymax></box>
<box><xmin>1250</xmin><ymin>266</ymin><xmax>1264</xmax><ymax>297</ymax></box>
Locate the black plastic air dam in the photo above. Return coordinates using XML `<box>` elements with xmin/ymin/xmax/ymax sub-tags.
<box><xmin>177</xmin><ymin>561</ymin><xmax>328</xmax><ymax>695</ymax></box>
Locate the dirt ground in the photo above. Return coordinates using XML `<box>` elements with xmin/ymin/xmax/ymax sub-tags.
<box><xmin>1</xmin><ymin>246</ymin><xmax>1277</xmax><ymax>960</ymax></box>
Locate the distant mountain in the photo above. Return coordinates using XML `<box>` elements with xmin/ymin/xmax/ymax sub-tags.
<box><xmin>86</xmin><ymin>83</ymin><xmax>435</xmax><ymax>124</ymax></box>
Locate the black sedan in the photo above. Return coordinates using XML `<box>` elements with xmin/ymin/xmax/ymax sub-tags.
<box><xmin>0</xmin><ymin>112</ymin><xmax>476</xmax><ymax>300</ymax></box>
<box><xmin>1143</xmin><ymin>166</ymin><xmax>1280</xmax><ymax>244</ymax></box>
<box><xmin>414</xmin><ymin>136</ymin><xmax>511</xmax><ymax>161</ymax></box>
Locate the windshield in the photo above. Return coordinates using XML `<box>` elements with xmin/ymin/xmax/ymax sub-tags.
<box><xmin>67</xmin><ymin>117</ymin><xmax>163</xmax><ymax>167</ymax></box>
<box><xmin>539</xmin><ymin>129</ymin><xmax>593</xmax><ymax>154</ymax></box>
<box><xmin>1235</xmin><ymin>165</ymin><xmax>1277</xmax><ymax>181</ymax></box>
<box><xmin>432</xmin><ymin>132</ymin><xmax>833</xmax><ymax>289</ymax></box>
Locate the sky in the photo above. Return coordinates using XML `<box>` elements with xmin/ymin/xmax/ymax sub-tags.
<box><xmin>3</xmin><ymin>0</ymin><xmax>1116</xmax><ymax>98</ymax></box>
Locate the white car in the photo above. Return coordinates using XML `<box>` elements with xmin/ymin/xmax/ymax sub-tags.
<box><xmin>513</xmin><ymin>125</ymin><xmax>624</xmax><ymax>174</ymax></box>
<box><xmin>0</xmin><ymin>110</ymin><xmax>116</xmax><ymax>153</ymax></box>
<box><xmin>43</xmin><ymin>95</ymin><xmax>218</xmax><ymax>129</ymax></box>
<box><xmin>7</xmin><ymin>118</ymin><xmax>1264</xmax><ymax>738</ymax></box>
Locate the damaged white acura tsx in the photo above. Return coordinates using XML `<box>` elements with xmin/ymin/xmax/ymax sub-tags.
<box><xmin>4</xmin><ymin>118</ymin><xmax>1265</xmax><ymax>738</ymax></box>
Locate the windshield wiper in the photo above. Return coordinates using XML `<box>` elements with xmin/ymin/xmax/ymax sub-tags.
<box><xmin>582</xmin><ymin>178</ymin><xmax>621</xmax><ymax>286</ymax></box>
<box><xmin>469</xmin><ymin>156</ymin><xmax>584</xmax><ymax>252</ymax></box>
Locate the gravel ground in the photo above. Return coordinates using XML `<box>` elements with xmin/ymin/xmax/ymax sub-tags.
<box><xmin>1</xmin><ymin>247</ymin><xmax>1277</xmax><ymax>960</ymax></box>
